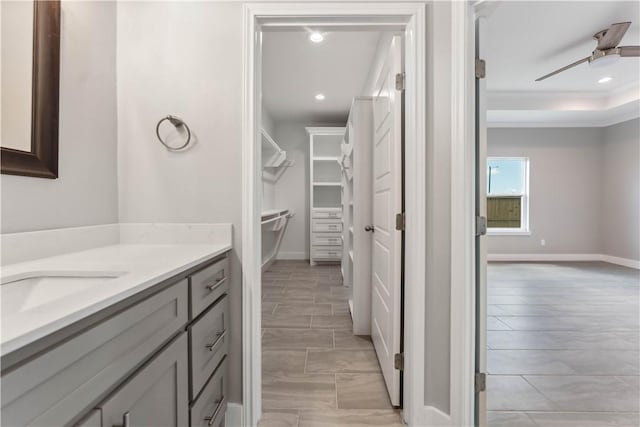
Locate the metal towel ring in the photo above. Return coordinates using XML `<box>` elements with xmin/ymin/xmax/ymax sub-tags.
<box><xmin>156</xmin><ymin>115</ymin><xmax>191</xmax><ymax>151</ymax></box>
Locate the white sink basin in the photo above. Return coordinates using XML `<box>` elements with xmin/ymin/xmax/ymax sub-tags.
<box><xmin>1</xmin><ymin>271</ymin><xmax>127</xmax><ymax>316</ymax></box>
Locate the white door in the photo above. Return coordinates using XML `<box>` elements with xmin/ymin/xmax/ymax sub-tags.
<box><xmin>371</xmin><ymin>35</ymin><xmax>403</xmax><ymax>406</ymax></box>
<box><xmin>475</xmin><ymin>15</ymin><xmax>489</xmax><ymax>427</ymax></box>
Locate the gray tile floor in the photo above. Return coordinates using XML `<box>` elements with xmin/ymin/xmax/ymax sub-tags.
<box><xmin>487</xmin><ymin>262</ymin><xmax>640</xmax><ymax>427</ymax></box>
<box><xmin>259</xmin><ymin>260</ymin><xmax>404</xmax><ymax>427</ymax></box>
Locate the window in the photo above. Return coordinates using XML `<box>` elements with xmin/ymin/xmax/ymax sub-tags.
<box><xmin>487</xmin><ymin>157</ymin><xmax>529</xmax><ymax>234</ymax></box>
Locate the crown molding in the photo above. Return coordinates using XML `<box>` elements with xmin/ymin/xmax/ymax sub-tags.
<box><xmin>487</xmin><ymin>82</ymin><xmax>640</xmax><ymax>127</ymax></box>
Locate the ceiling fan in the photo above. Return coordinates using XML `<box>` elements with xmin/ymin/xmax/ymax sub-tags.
<box><xmin>536</xmin><ymin>21</ymin><xmax>640</xmax><ymax>81</ymax></box>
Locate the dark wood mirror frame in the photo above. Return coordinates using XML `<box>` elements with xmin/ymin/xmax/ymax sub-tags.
<box><xmin>1</xmin><ymin>0</ymin><xmax>60</xmax><ymax>179</ymax></box>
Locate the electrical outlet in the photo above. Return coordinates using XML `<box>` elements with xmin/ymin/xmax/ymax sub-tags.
<box><xmin>541</xmin><ymin>239</ymin><xmax>546</xmax><ymax>246</ymax></box>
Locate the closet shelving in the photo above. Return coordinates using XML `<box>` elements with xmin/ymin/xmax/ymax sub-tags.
<box><xmin>261</xmin><ymin>128</ymin><xmax>293</xmax><ymax>182</ymax></box>
<box><xmin>307</xmin><ymin>127</ymin><xmax>346</xmax><ymax>265</ymax></box>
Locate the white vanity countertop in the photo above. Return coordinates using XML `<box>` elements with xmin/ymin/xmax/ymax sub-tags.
<box><xmin>0</xmin><ymin>243</ymin><xmax>231</xmax><ymax>356</ymax></box>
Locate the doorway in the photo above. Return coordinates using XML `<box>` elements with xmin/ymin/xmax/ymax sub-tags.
<box><xmin>241</xmin><ymin>4</ymin><xmax>427</xmax><ymax>426</ymax></box>
<box><xmin>474</xmin><ymin>2</ymin><xmax>640</xmax><ymax>426</ymax></box>
<box><xmin>259</xmin><ymin>29</ymin><xmax>403</xmax><ymax>425</ymax></box>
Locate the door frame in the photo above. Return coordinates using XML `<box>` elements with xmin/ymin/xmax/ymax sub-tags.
<box><xmin>241</xmin><ymin>2</ymin><xmax>429</xmax><ymax>426</ymax></box>
<box><xmin>466</xmin><ymin>2</ymin><xmax>500</xmax><ymax>426</ymax></box>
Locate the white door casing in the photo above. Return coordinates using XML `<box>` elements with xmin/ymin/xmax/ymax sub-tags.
<box><xmin>371</xmin><ymin>34</ymin><xmax>403</xmax><ymax>407</ymax></box>
<box><xmin>243</xmin><ymin>4</ymin><xmax>436</xmax><ymax>426</ymax></box>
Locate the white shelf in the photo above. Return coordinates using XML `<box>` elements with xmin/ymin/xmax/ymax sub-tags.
<box><xmin>313</xmin><ymin>156</ymin><xmax>340</xmax><ymax>162</ymax></box>
<box><xmin>313</xmin><ymin>182</ymin><xmax>341</xmax><ymax>186</ymax></box>
<box><xmin>262</xmin><ymin>128</ymin><xmax>293</xmax><ymax>183</ymax></box>
<box><xmin>261</xmin><ymin>129</ymin><xmax>286</xmax><ymax>168</ymax></box>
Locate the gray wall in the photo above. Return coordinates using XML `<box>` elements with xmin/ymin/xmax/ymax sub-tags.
<box><xmin>602</xmin><ymin>118</ymin><xmax>640</xmax><ymax>261</ymax></box>
<box><xmin>1</xmin><ymin>1</ymin><xmax>118</xmax><ymax>233</ymax></box>
<box><xmin>272</xmin><ymin>121</ymin><xmax>311</xmax><ymax>259</ymax></box>
<box><xmin>487</xmin><ymin>127</ymin><xmax>604</xmax><ymax>254</ymax></box>
<box><xmin>487</xmin><ymin>122</ymin><xmax>640</xmax><ymax>263</ymax></box>
<box><xmin>116</xmin><ymin>1</ymin><xmax>244</xmax><ymax>403</ymax></box>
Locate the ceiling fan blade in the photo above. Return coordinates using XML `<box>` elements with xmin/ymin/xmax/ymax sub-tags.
<box><xmin>619</xmin><ymin>45</ymin><xmax>640</xmax><ymax>57</ymax></box>
<box><xmin>535</xmin><ymin>56</ymin><xmax>590</xmax><ymax>82</ymax></box>
<box><xmin>596</xmin><ymin>22</ymin><xmax>631</xmax><ymax>50</ymax></box>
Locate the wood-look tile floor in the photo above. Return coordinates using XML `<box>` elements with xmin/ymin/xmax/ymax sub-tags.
<box><xmin>259</xmin><ymin>261</ymin><xmax>404</xmax><ymax>427</ymax></box>
<box><xmin>487</xmin><ymin>262</ymin><xmax>640</xmax><ymax>427</ymax></box>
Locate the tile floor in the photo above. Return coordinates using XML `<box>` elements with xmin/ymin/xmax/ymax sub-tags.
<box><xmin>259</xmin><ymin>260</ymin><xmax>404</xmax><ymax>427</ymax></box>
<box><xmin>487</xmin><ymin>262</ymin><xmax>640</xmax><ymax>427</ymax></box>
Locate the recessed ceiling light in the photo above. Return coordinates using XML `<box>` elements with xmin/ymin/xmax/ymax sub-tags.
<box><xmin>598</xmin><ymin>76</ymin><xmax>613</xmax><ymax>84</ymax></box>
<box><xmin>309</xmin><ymin>32</ymin><xmax>324</xmax><ymax>43</ymax></box>
<box><xmin>315</xmin><ymin>93</ymin><xmax>325</xmax><ymax>101</ymax></box>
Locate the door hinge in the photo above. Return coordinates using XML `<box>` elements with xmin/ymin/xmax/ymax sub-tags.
<box><xmin>475</xmin><ymin>215</ymin><xmax>487</xmax><ymax>236</ymax></box>
<box><xmin>394</xmin><ymin>353</ymin><xmax>404</xmax><ymax>371</ymax></box>
<box><xmin>395</xmin><ymin>212</ymin><xmax>406</xmax><ymax>231</ymax></box>
<box><xmin>395</xmin><ymin>72</ymin><xmax>405</xmax><ymax>91</ymax></box>
<box><xmin>475</xmin><ymin>58</ymin><xmax>486</xmax><ymax>79</ymax></box>
<box><xmin>475</xmin><ymin>372</ymin><xmax>487</xmax><ymax>393</ymax></box>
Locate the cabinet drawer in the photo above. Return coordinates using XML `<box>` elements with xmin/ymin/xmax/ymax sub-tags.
<box><xmin>312</xmin><ymin>210</ymin><xmax>342</xmax><ymax>219</ymax></box>
<box><xmin>190</xmin><ymin>359</ymin><xmax>227</xmax><ymax>427</ymax></box>
<box><xmin>189</xmin><ymin>295</ymin><xmax>229</xmax><ymax>400</ymax></box>
<box><xmin>312</xmin><ymin>246</ymin><xmax>343</xmax><ymax>260</ymax></box>
<box><xmin>100</xmin><ymin>333</ymin><xmax>188</xmax><ymax>427</ymax></box>
<box><xmin>312</xmin><ymin>233</ymin><xmax>342</xmax><ymax>246</ymax></box>
<box><xmin>312</xmin><ymin>220</ymin><xmax>342</xmax><ymax>233</ymax></box>
<box><xmin>1</xmin><ymin>281</ymin><xmax>188</xmax><ymax>427</ymax></box>
<box><xmin>190</xmin><ymin>256</ymin><xmax>229</xmax><ymax>319</ymax></box>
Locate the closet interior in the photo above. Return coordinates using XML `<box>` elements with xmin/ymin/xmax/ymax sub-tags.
<box><xmin>259</xmin><ymin>29</ymin><xmax>404</xmax><ymax>423</ymax></box>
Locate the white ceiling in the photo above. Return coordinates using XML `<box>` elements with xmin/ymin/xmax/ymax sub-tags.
<box><xmin>262</xmin><ymin>31</ymin><xmax>381</xmax><ymax>123</ymax></box>
<box><xmin>485</xmin><ymin>1</ymin><xmax>640</xmax><ymax>127</ymax></box>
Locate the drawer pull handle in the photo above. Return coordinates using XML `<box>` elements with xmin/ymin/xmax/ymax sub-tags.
<box><xmin>206</xmin><ymin>330</ymin><xmax>227</xmax><ymax>352</ymax></box>
<box><xmin>206</xmin><ymin>275</ymin><xmax>227</xmax><ymax>292</ymax></box>
<box><xmin>204</xmin><ymin>398</ymin><xmax>224</xmax><ymax>426</ymax></box>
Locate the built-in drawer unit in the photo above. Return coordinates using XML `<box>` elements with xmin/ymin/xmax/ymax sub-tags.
<box><xmin>312</xmin><ymin>209</ymin><xmax>342</xmax><ymax>219</ymax></box>
<box><xmin>189</xmin><ymin>294</ymin><xmax>229</xmax><ymax>400</ymax></box>
<box><xmin>190</xmin><ymin>359</ymin><xmax>227</xmax><ymax>427</ymax></box>
<box><xmin>1</xmin><ymin>281</ymin><xmax>188</xmax><ymax>427</ymax></box>
<box><xmin>312</xmin><ymin>219</ymin><xmax>343</xmax><ymax>233</ymax></box>
<box><xmin>312</xmin><ymin>233</ymin><xmax>343</xmax><ymax>246</ymax></box>
<box><xmin>312</xmin><ymin>246</ymin><xmax>343</xmax><ymax>260</ymax></box>
<box><xmin>190</xmin><ymin>256</ymin><xmax>229</xmax><ymax>318</ymax></box>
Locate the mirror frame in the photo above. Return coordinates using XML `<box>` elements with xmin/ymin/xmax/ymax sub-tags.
<box><xmin>1</xmin><ymin>0</ymin><xmax>60</xmax><ymax>179</ymax></box>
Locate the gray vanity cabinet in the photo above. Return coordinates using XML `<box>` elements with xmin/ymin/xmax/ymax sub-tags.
<box><xmin>1</xmin><ymin>251</ymin><xmax>231</xmax><ymax>427</ymax></box>
<box><xmin>99</xmin><ymin>333</ymin><xmax>189</xmax><ymax>427</ymax></box>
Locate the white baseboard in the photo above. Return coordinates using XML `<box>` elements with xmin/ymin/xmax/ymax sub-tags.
<box><xmin>488</xmin><ymin>253</ymin><xmax>600</xmax><ymax>262</ymax></box>
<box><xmin>600</xmin><ymin>254</ymin><xmax>640</xmax><ymax>269</ymax></box>
<box><xmin>420</xmin><ymin>406</ymin><xmax>451</xmax><ymax>427</ymax></box>
<box><xmin>225</xmin><ymin>403</ymin><xmax>243</xmax><ymax>427</ymax></box>
<box><xmin>488</xmin><ymin>253</ymin><xmax>640</xmax><ymax>270</ymax></box>
<box><xmin>276</xmin><ymin>251</ymin><xmax>308</xmax><ymax>260</ymax></box>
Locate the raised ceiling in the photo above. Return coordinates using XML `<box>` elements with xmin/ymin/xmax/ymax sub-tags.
<box><xmin>485</xmin><ymin>1</ymin><xmax>640</xmax><ymax>127</ymax></box>
<box><xmin>262</xmin><ymin>31</ymin><xmax>381</xmax><ymax>123</ymax></box>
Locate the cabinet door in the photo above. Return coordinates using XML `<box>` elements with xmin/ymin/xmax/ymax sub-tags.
<box><xmin>100</xmin><ymin>333</ymin><xmax>188</xmax><ymax>427</ymax></box>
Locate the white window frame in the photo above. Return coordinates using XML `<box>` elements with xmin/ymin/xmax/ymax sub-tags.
<box><xmin>486</xmin><ymin>156</ymin><xmax>530</xmax><ymax>235</ymax></box>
